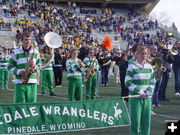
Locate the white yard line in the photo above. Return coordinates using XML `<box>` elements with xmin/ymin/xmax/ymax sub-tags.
<box><xmin>155</xmin><ymin>113</ymin><xmax>180</xmax><ymax>120</ymax></box>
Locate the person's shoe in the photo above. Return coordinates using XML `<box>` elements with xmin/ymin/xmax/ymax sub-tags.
<box><xmin>151</xmin><ymin>111</ymin><xmax>156</xmax><ymax>115</ymax></box>
<box><xmin>59</xmin><ymin>85</ymin><xmax>62</xmax><ymax>88</ymax></box>
<box><xmin>102</xmin><ymin>84</ymin><xmax>105</xmax><ymax>87</ymax></box>
<box><xmin>157</xmin><ymin>104</ymin><xmax>162</xmax><ymax>107</ymax></box>
<box><xmin>175</xmin><ymin>92</ymin><xmax>180</xmax><ymax>96</ymax></box>
<box><xmin>55</xmin><ymin>85</ymin><xmax>59</xmax><ymax>88</ymax></box>
<box><xmin>41</xmin><ymin>92</ymin><xmax>45</xmax><ymax>96</ymax></box>
<box><xmin>50</xmin><ymin>93</ymin><xmax>57</xmax><ymax>96</ymax></box>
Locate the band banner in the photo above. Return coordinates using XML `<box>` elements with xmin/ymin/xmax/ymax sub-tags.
<box><xmin>0</xmin><ymin>98</ymin><xmax>130</xmax><ymax>134</ymax></box>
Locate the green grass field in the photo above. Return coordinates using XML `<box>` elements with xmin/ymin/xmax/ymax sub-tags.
<box><xmin>0</xmin><ymin>72</ymin><xmax>180</xmax><ymax>135</ymax></box>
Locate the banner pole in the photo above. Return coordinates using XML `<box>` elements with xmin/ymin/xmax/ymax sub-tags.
<box><xmin>122</xmin><ymin>95</ymin><xmax>152</xmax><ymax>99</ymax></box>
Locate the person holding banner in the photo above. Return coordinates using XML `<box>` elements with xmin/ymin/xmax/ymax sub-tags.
<box><xmin>125</xmin><ymin>46</ymin><xmax>156</xmax><ymax>135</ymax></box>
<box><xmin>8</xmin><ymin>32</ymin><xmax>40</xmax><ymax>103</ymax></box>
<box><xmin>66</xmin><ymin>48</ymin><xmax>85</xmax><ymax>101</ymax></box>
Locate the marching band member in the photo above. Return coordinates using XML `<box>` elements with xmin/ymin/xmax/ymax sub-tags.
<box><xmin>150</xmin><ymin>45</ymin><xmax>162</xmax><ymax>107</ymax></box>
<box><xmin>113</xmin><ymin>50</ymin><xmax>121</xmax><ymax>84</ymax></box>
<box><xmin>158</xmin><ymin>48</ymin><xmax>172</xmax><ymax>101</ymax></box>
<box><xmin>66</xmin><ymin>48</ymin><xmax>85</xmax><ymax>101</ymax></box>
<box><xmin>94</xmin><ymin>47</ymin><xmax>101</xmax><ymax>97</ymax></box>
<box><xmin>83</xmin><ymin>47</ymin><xmax>99</xmax><ymax>100</ymax></box>
<box><xmin>125</xmin><ymin>46</ymin><xmax>156</xmax><ymax>135</ymax></box>
<box><xmin>99</xmin><ymin>48</ymin><xmax>111</xmax><ymax>87</ymax></box>
<box><xmin>162</xmin><ymin>41</ymin><xmax>180</xmax><ymax>96</ymax></box>
<box><xmin>119</xmin><ymin>52</ymin><xmax>129</xmax><ymax>101</ymax></box>
<box><xmin>172</xmin><ymin>41</ymin><xmax>180</xmax><ymax>96</ymax></box>
<box><xmin>41</xmin><ymin>46</ymin><xmax>57</xmax><ymax>96</ymax></box>
<box><xmin>8</xmin><ymin>32</ymin><xmax>40</xmax><ymax>103</ymax></box>
<box><xmin>0</xmin><ymin>48</ymin><xmax>11</xmax><ymax>89</ymax></box>
<box><xmin>99</xmin><ymin>36</ymin><xmax>113</xmax><ymax>87</ymax></box>
<box><xmin>0</xmin><ymin>51</ymin><xmax>5</xmax><ymax>89</ymax></box>
<box><xmin>53</xmin><ymin>48</ymin><xmax>64</xmax><ymax>88</ymax></box>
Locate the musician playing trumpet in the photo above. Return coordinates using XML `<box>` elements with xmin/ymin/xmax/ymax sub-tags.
<box><xmin>83</xmin><ymin>47</ymin><xmax>99</xmax><ymax>100</ymax></box>
<box><xmin>8</xmin><ymin>32</ymin><xmax>40</xmax><ymax>103</ymax></box>
<box><xmin>66</xmin><ymin>48</ymin><xmax>86</xmax><ymax>101</ymax></box>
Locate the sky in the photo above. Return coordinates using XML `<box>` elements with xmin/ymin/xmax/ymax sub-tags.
<box><xmin>150</xmin><ymin>0</ymin><xmax>180</xmax><ymax>32</ymax></box>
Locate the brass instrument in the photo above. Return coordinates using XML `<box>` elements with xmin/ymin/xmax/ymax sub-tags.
<box><xmin>84</xmin><ymin>58</ymin><xmax>96</xmax><ymax>83</ymax></box>
<box><xmin>42</xmin><ymin>32</ymin><xmax>62</xmax><ymax>68</ymax></box>
<box><xmin>161</xmin><ymin>66</ymin><xmax>167</xmax><ymax>72</ymax></box>
<box><xmin>39</xmin><ymin>50</ymin><xmax>44</xmax><ymax>58</ymax></box>
<box><xmin>22</xmin><ymin>47</ymin><xmax>35</xmax><ymax>84</ymax></box>
<box><xmin>149</xmin><ymin>58</ymin><xmax>162</xmax><ymax>71</ymax></box>
<box><xmin>169</xmin><ymin>46</ymin><xmax>178</xmax><ymax>55</ymax></box>
<box><xmin>77</xmin><ymin>44</ymin><xmax>81</xmax><ymax>49</ymax></box>
<box><xmin>41</xmin><ymin>48</ymin><xmax>54</xmax><ymax>68</ymax></box>
<box><xmin>90</xmin><ymin>70</ymin><xmax>95</xmax><ymax>75</ymax></box>
<box><xmin>22</xmin><ymin>67</ymin><xmax>35</xmax><ymax>84</ymax></box>
<box><xmin>148</xmin><ymin>58</ymin><xmax>167</xmax><ymax>72</ymax></box>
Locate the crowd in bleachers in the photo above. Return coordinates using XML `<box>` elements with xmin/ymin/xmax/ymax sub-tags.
<box><xmin>0</xmin><ymin>0</ymin><xmax>179</xmax><ymax>104</ymax></box>
<box><xmin>0</xmin><ymin>18</ymin><xmax>12</xmax><ymax>30</ymax></box>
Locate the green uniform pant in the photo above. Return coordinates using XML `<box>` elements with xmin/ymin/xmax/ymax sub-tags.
<box><xmin>14</xmin><ymin>83</ymin><xmax>37</xmax><ymax>103</ymax></box>
<box><xmin>0</xmin><ymin>69</ymin><xmax>10</xmax><ymax>89</ymax></box>
<box><xmin>129</xmin><ymin>98</ymin><xmax>152</xmax><ymax>135</ymax></box>
<box><xmin>86</xmin><ymin>74</ymin><xmax>97</xmax><ymax>100</ymax></box>
<box><xmin>68</xmin><ymin>78</ymin><xmax>82</xmax><ymax>101</ymax></box>
<box><xmin>41</xmin><ymin>70</ymin><xmax>54</xmax><ymax>94</ymax></box>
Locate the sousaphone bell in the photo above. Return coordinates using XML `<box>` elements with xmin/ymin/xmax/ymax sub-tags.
<box><xmin>44</xmin><ymin>32</ymin><xmax>62</xmax><ymax>48</ymax></box>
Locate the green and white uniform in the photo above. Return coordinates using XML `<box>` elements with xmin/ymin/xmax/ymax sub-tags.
<box><xmin>0</xmin><ymin>55</ymin><xmax>10</xmax><ymax>89</ymax></box>
<box><xmin>8</xmin><ymin>47</ymin><xmax>40</xmax><ymax>103</ymax></box>
<box><xmin>125</xmin><ymin>60</ymin><xmax>156</xmax><ymax>135</ymax></box>
<box><xmin>83</xmin><ymin>57</ymin><xmax>99</xmax><ymax>100</ymax></box>
<box><xmin>41</xmin><ymin>55</ymin><xmax>54</xmax><ymax>94</ymax></box>
<box><xmin>66</xmin><ymin>58</ymin><xmax>85</xmax><ymax>101</ymax></box>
